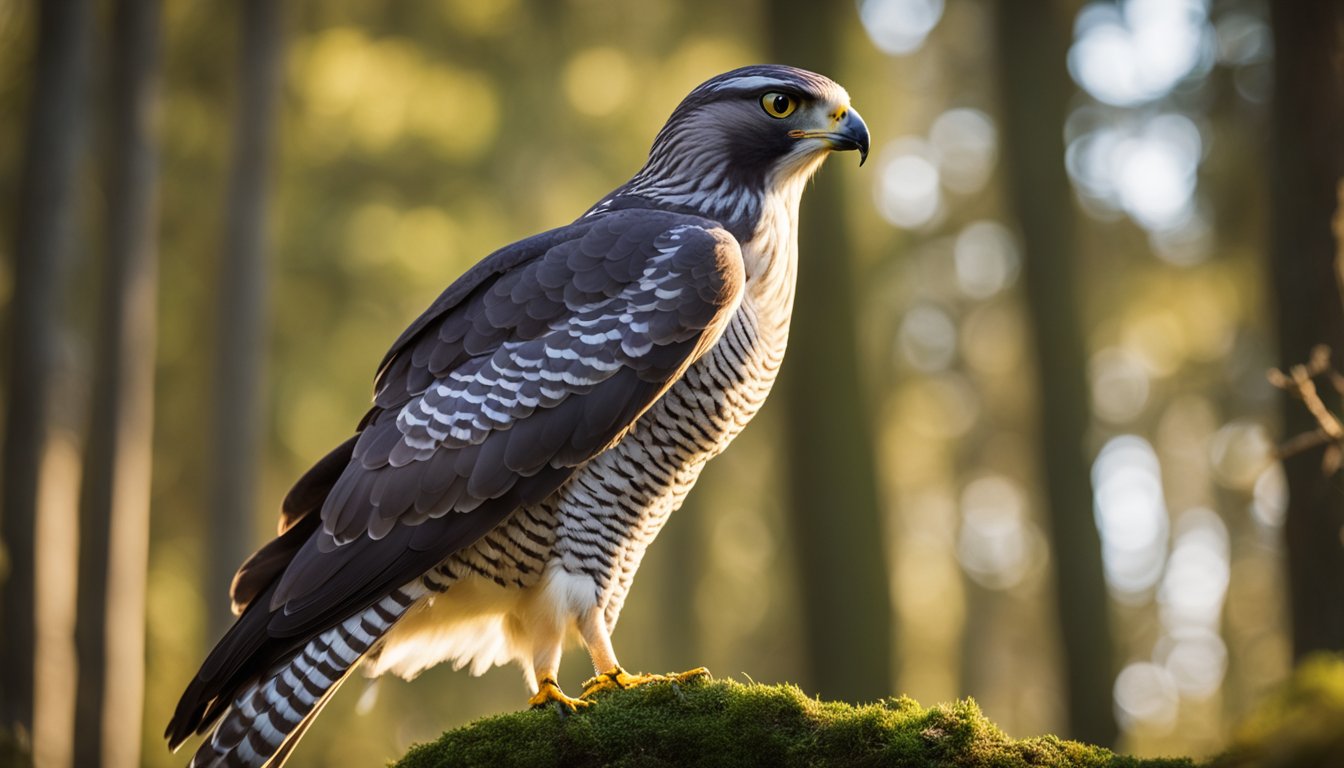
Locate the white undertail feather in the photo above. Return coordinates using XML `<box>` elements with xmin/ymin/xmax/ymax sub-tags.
<box><xmin>367</xmin><ymin>563</ymin><xmax>598</xmax><ymax>683</ymax></box>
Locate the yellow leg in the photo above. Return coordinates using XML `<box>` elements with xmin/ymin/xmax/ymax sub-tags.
<box><xmin>526</xmin><ymin>629</ymin><xmax>590</xmax><ymax>711</ymax></box>
<box><xmin>580</xmin><ymin>665</ymin><xmax>711</xmax><ymax>699</ymax></box>
<box><xmin>576</xmin><ymin>606</ymin><xmax>709</xmax><ymax>700</ymax></box>
<box><xmin>528</xmin><ymin>676</ymin><xmax>591</xmax><ymax>711</ymax></box>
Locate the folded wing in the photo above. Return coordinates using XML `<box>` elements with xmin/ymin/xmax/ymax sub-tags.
<box><xmin>167</xmin><ymin>208</ymin><xmax>745</xmax><ymax>754</ymax></box>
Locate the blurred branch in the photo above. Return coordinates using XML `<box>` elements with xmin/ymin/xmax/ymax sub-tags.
<box><xmin>1269</xmin><ymin>345</ymin><xmax>1344</xmax><ymax>474</ymax></box>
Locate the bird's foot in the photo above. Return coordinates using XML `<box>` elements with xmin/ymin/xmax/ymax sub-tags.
<box><xmin>580</xmin><ymin>665</ymin><xmax>712</xmax><ymax>699</ymax></box>
<box><xmin>580</xmin><ymin>666</ymin><xmax>655</xmax><ymax>698</ymax></box>
<box><xmin>668</xmin><ymin>666</ymin><xmax>712</xmax><ymax>684</ymax></box>
<box><xmin>528</xmin><ymin>676</ymin><xmax>590</xmax><ymax>712</ymax></box>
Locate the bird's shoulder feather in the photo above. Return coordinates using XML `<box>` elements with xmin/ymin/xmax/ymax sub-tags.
<box><xmin>274</xmin><ymin>207</ymin><xmax>743</xmax><ymax>628</ymax></box>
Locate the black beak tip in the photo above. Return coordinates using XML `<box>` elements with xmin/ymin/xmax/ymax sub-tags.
<box><xmin>846</xmin><ymin>107</ymin><xmax>870</xmax><ymax>168</ymax></box>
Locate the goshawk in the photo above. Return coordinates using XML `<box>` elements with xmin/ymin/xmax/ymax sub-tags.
<box><xmin>167</xmin><ymin>63</ymin><xmax>869</xmax><ymax>767</ymax></box>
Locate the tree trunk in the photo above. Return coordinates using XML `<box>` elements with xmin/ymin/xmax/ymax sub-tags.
<box><xmin>207</xmin><ymin>0</ymin><xmax>284</xmax><ymax>641</ymax></box>
<box><xmin>993</xmin><ymin>1</ymin><xmax>1118</xmax><ymax>746</ymax></box>
<box><xmin>1268</xmin><ymin>2</ymin><xmax>1344</xmax><ymax>660</ymax></box>
<box><xmin>765</xmin><ymin>2</ymin><xmax>894</xmax><ymax>702</ymax></box>
<box><xmin>0</xmin><ymin>0</ymin><xmax>93</xmax><ymax>742</ymax></box>
<box><xmin>72</xmin><ymin>1</ymin><xmax>161</xmax><ymax>765</ymax></box>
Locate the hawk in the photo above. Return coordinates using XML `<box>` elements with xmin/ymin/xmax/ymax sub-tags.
<box><xmin>167</xmin><ymin>64</ymin><xmax>868</xmax><ymax>767</ymax></box>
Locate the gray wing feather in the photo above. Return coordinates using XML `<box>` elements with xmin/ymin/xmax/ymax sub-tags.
<box><xmin>267</xmin><ymin>209</ymin><xmax>744</xmax><ymax>622</ymax></box>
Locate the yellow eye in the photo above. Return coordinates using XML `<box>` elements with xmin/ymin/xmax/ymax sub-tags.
<box><xmin>761</xmin><ymin>92</ymin><xmax>797</xmax><ymax>118</ymax></box>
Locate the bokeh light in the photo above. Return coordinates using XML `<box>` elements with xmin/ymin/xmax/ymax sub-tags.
<box><xmin>1153</xmin><ymin>507</ymin><xmax>1231</xmax><ymax>705</ymax></box>
<box><xmin>859</xmin><ymin>0</ymin><xmax>945</xmax><ymax>56</ymax></box>
<box><xmin>1066</xmin><ymin>113</ymin><xmax>1204</xmax><ymax>234</ymax></box>
<box><xmin>929</xmin><ymin>108</ymin><xmax>997</xmax><ymax>195</ymax></box>
<box><xmin>1250</xmin><ymin>463</ymin><xmax>1287</xmax><ymax>529</ymax></box>
<box><xmin>876</xmin><ymin>139</ymin><xmax>943</xmax><ymax>229</ymax></box>
<box><xmin>956</xmin><ymin>475</ymin><xmax>1041</xmax><ymax>590</ymax></box>
<box><xmin>1068</xmin><ymin>0</ymin><xmax>1214</xmax><ymax>107</ymax></box>
<box><xmin>1093</xmin><ymin>435</ymin><xmax>1170</xmax><ymax>599</ymax></box>
<box><xmin>1159</xmin><ymin>507</ymin><xmax>1230</xmax><ymax>631</ymax></box>
<box><xmin>1208</xmin><ymin>420</ymin><xmax>1275</xmax><ymax>491</ymax></box>
<box><xmin>1213</xmin><ymin>11</ymin><xmax>1274</xmax><ymax>103</ymax></box>
<box><xmin>898</xmin><ymin>303</ymin><xmax>958</xmax><ymax>372</ymax></box>
<box><xmin>1090</xmin><ymin>347</ymin><xmax>1152</xmax><ymax>424</ymax></box>
<box><xmin>1157</xmin><ymin>628</ymin><xmax>1227</xmax><ymax>700</ymax></box>
<box><xmin>1114</xmin><ymin>661</ymin><xmax>1180</xmax><ymax>731</ymax></box>
<box><xmin>952</xmin><ymin>220</ymin><xmax>1018</xmax><ymax>299</ymax></box>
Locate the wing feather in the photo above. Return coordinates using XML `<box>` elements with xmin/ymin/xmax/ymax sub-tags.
<box><xmin>169</xmin><ymin>210</ymin><xmax>744</xmax><ymax>747</ymax></box>
<box><xmin>274</xmin><ymin>211</ymin><xmax>742</xmax><ymax>614</ymax></box>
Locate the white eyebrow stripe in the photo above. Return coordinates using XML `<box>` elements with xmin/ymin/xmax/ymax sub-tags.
<box><xmin>706</xmin><ymin>75</ymin><xmax>789</xmax><ymax>92</ymax></box>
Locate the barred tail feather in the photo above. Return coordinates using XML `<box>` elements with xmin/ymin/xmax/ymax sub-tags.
<box><xmin>183</xmin><ymin>590</ymin><xmax>418</xmax><ymax>767</ymax></box>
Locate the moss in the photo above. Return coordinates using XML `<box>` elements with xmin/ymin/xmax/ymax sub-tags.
<box><xmin>1212</xmin><ymin>653</ymin><xmax>1344</xmax><ymax>768</ymax></box>
<box><xmin>392</xmin><ymin>677</ymin><xmax>1194</xmax><ymax>768</ymax></box>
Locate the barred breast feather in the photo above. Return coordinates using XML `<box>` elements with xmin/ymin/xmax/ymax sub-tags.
<box><xmin>365</xmin><ymin>194</ymin><xmax>799</xmax><ymax>685</ymax></box>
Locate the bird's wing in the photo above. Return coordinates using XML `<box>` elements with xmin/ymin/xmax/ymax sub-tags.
<box><xmin>268</xmin><ymin>207</ymin><xmax>744</xmax><ymax>633</ymax></box>
<box><xmin>170</xmin><ymin>209</ymin><xmax>744</xmax><ymax>748</ymax></box>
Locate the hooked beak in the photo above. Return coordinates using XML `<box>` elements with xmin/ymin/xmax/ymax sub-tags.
<box><xmin>795</xmin><ymin>106</ymin><xmax>871</xmax><ymax>166</ymax></box>
<box><xmin>831</xmin><ymin>107</ymin><xmax>870</xmax><ymax>166</ymax></box>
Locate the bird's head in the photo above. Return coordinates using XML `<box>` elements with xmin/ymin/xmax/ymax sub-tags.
<box><xmin>613</xmin><ymin>64</ymin><xmax>869</xmax><ymax>236</ymax></box>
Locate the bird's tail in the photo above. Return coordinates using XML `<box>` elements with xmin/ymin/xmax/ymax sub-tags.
<box><xmin>183</xmin><ymin>589</ymin><xmax>420</xmax><ymax>768</ymax></box>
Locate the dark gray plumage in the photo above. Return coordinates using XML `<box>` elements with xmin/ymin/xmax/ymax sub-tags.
<box><xmin>168</xmin><ymin>64</ymin><xmax>869</xmax><ymax>768</ymax></box>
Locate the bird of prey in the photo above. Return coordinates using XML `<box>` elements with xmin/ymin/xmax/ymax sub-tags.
<box><xmin>167</xmin><ymin>63</ymin><xmax>868</xmax><ymax>767</ymax></box>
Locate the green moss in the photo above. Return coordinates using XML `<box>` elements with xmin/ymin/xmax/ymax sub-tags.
<box><xmin>1213</xmin><ymin>653</ymin><xmax>1344</xmax><ymax>768</ymax></box>
<box><xmin>392</xmin><ymin>677</ymin><xmax>1193</xmax><ymax>768</ymax></box>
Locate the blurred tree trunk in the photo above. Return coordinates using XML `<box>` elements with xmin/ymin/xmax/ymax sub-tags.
<box><xmin>994</xmin><ymin>1</ymin><xmax>1117</xmax><ymax>746</ymax></box>
<box><xmin>765</xmin><ymin>2</ymin><xmax>894</xmax><ymax>701</ymax></box>
<box><xmin>654</xmin><ymin>496</ymin><xmax>703</xmax><ymax>664</ymax></box>
<box><xmin>73</xmin><ymin>1</ymin><xmax>161</xmax><ymax>766</ymax></box>
<box><xmin>1268</xmin><ymin>3</ymin><xmax>1344</xmax><ymax>660</ymax></box>
<box><xmin>207</xmin><ymin>0</ymin><xmax>283</xmax><ymax>642</ymax></box>
<box><xmin>0</xmin><ymin>0</ymin><xmax>93</xmax><ymax>743</ymax></box>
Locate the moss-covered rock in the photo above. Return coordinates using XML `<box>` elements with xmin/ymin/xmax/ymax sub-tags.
<box><xmin>393</xmin><ymin>677</ymin><xmax>1193</xmax><ymax>768</ymax></box>
<box><xmin>1212</xmin><ymin>653</ymin><xmax>1344</xmax><ymax>768</ymax></box>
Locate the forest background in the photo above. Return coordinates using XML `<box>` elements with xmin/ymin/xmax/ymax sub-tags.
<box><xmin>1</xmin><ymin>1</ymin><xmax>1341</xmax><ymax>766</ymax></box>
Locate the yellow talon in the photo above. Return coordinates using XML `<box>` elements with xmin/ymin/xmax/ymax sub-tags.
<box><xmin>580</xmin><ymin>665</ymin><xmax>712</xmax><ymax>699</ymax></box>
<box><xmin>670</xmin><ymin>666</ymin><xmax>712</xmax><ymax>684</ymax></box>
<box><xmin>528</xmin><ymin>677</ymin><xmax>590</xmax><ymax>711</ymax></box>
<box><xmin>580</xmin><ymin>666</ymin><xmax>652</xmax><ymax>698</ymax></box>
